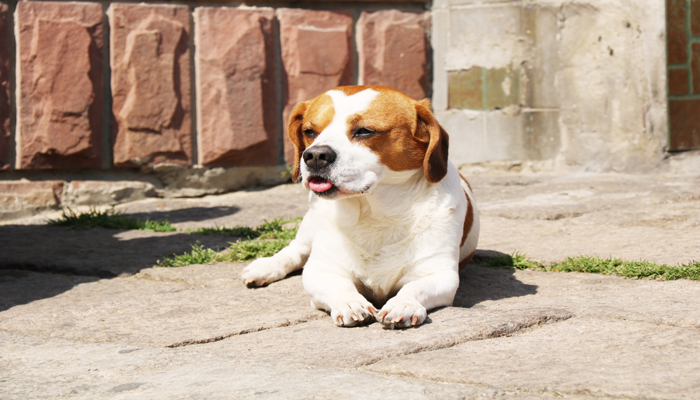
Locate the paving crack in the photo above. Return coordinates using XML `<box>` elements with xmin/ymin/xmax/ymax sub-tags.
<box><xmin>357</xmin><ymin>308</ymin><xmax>575</xmax><ymax>367</ymax></box>
<box><xmin>165</xmin><ymin>313</ymin><xmax>329</xmax><ymax>348</ymax></box>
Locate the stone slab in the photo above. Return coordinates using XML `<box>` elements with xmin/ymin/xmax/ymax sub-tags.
<box><xmin>358</xmin><ymin>10</ymin><xmax>429</xmax><ymax>100</ymax></box>
<box><xmin>278</xmin><ymin>9</ymin><xmax>353</xmax><ymax>164</ymax></box>
<box><xmin>0</xmin><ymin>225</ymin><xmax>233</xmax><ymax>277</ymax></box>
<box><xmin>458</xmin><ymin>265</ymin><xmax>700</xmax><ymax>328</ymax></box>
<box><xmin>0</xmin><ymin>263</ymin><xmax>325</xmax><ymax>347</ymax></box>
<box><xmin>195</xmin><ymin>7</ymin><xmax>278</xmax><ymax>167</ymax></box>
<box><xmin>62</xmin><ymin>180</ymin><xmax>158</xmax><ymax>206</ymax></box>
<box><xmin>199</xmin><ymin>306</ymin><xmax>572</xmax><ymax>368</ymax></box>
<box><xmin>365</xmin><ymin>317</ymin><xmax>700</xmax><ymax>399</ymax></box>
<box><xmin>0</xmin><ymin>1</ymin><xmax>9</xmax><ymax>170</ymax></box>
<box><xmin>0</xmin><ymin>331</ymin><xmax>544</xmax><ymax>400</ymax></box>
<box><xmin>15</xmin><ymin>1</ymin><xmax>104</xmax><ymax>169</ymax></box>
<box><xmin>109</xmin><ymin>4</ymin><xmax>192</xmax><ymax>167</ymax></box>
<box><xmin>0</xmin><ymin>180</ymin><xmax>64</xmax><ymax>221</ymax></box>
<box><xmin>468</xmin><ymin>172</ymin><xmax>700</xmax><ymax>266</ymax></box>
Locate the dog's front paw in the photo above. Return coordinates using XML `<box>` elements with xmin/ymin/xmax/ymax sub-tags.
<box><xmin>377</xmin><ymin>298</ymin><xmax>427</xmax><ymax>328</ymax></box>
<box><xmin>240</xmin><ymin>257</ymin><xmax>287</xmax><ymax>287</ymax></box>
<box><xmin>330</xmin><ymin>299</ymin><xmax>377</xmax><ymax>327</ymax></box>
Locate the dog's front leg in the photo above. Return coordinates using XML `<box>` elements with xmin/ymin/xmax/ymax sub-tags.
<box><xmin>240</xmin><ymin>214</ymin><xmax>315</xmax><ymax>287</ymax></box>
<box><xmin>377</xmin><ymin>261</ymin><xmax>459</xmax><ymax>328</ymax></box>
<box><xmin>303</xmin><ymin>264</ymin><xmax>377</xmax><ymax>327</ymax></box>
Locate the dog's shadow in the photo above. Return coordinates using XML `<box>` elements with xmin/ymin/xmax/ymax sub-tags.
<box><xmin>452</xmin><ymin>249</ymin><xmax>538</xmax><ymax>308</ymax></box>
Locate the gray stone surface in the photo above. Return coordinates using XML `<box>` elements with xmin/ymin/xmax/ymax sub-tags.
<box><xmin>365</xmin><ymin>317</ymin><xmax>700</xmax><ymax>399</ymax></box>
<box><xmin>1</xmin><ymin>172</ymin><xmax>699</xmax><ymax>398</ymax></box>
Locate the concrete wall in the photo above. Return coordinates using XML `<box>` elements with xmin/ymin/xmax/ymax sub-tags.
<box><xmin>432</xmin><ymin>0</ymin><xmax>669</xmax><ymax>172</ymax></box>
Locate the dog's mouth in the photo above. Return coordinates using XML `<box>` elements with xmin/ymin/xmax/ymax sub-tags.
<box><xmin>307</xmin><ymin>175</ymin><xmax>339</xmax><ymax>197</ymax></box>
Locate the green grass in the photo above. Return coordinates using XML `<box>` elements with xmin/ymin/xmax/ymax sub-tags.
<box><xmin>475</xmin><ymin>252</ymin><xmax>700</xmax><ymax>281</ymax></box>
<box><xmin>47</xmin><ymin>208</ymin><xmax>176</xmax><ymax>232</ymax></box>
<box><xmin>156</xmin><ymin>219</ymin><xmax>300</xmax><ymax>268</ymax></box>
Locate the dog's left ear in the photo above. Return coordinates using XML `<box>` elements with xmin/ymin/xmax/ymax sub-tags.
<box><xmin>288</xmin><ymin>101</ymin><xmax>308</xmax><ymax>183</ymax></box>
<box><xmin>414</xmin><ymin>99</ymin><xmax>449</xmax><ymax>183</ymax></box>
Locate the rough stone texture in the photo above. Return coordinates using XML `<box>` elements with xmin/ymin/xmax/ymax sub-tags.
<box><xmin>466</xmin><ymin>172</ymin><xmax>700</xmax><ymax>266</ymax></box>
<box><xmin>0</xmin><ymin>180</ymin><xmax>64</xmax><ymax>221</ymax></box>
<box><xmin>62</xmin><ymin>180</ymin><xmax>157</xmax><ymax>206</ymax></box>
<box><xmin>434</xmin><ymin>0</ymin><xmax>668</xmax><ymax>172</ymax></box>
<box><xmin>2</xmin><ymin>172</ymin><xmax>700</xmax><ymax>398</ymax></box>
<box><xmin>0</xmin><ymin>1</ymin><xmax>9</xmax><ymax>170</ymax></box>
<box><xmin>15</xmin><ymin>1</ymin><xmax>103</xmax><ymax>170</ymax></box>
<box><xmin>199</xmin><ymin>307</ymin><xmax>572</xmax><ymax>367</ymax></box>
<box><xmin>0</xmin><ymin>264</ymin><xmax>326</xmax><ymax>347</ymax></box>
<box><xmin>358</xmin><ymin>10</ymin><xmax>429</xmax><ymax>100</ymax></box>
<box><xmin>366</xmin><ymin>317</ymin><xmax>700</xmax><ymax>399</ymax></box>
<box><xmin>448</xmin><ymin>68</ymin><xmax>483</xmax><ymax>109</ymax></box>
<box><xmin>109</xmin><ymin>4</ymin><xmax>192</xmax><ymax>167</ymax></box>
<box><xmin>0</xmin><ymin>332</ymin><xmax>528</xmax><ymax>400</ymax></box>
<box><xmin>278</xmin><ymin>9</ymin><xmax>353</xmax><ymax>164</ymax></box>
<box><xmin>439</xmin><ymin>109</ymin><xmax>486</xmax><ymax>164</ymax></box>
<box><xmin>669</xmin><ymin>99</ymin><xmax>700</xmax><ymax>150</ymax></box>
<box><xmin>195</xmin><ymin>7</ymin><xmax>278</xmax><ymax>167</ymax></box>
<box><xmin>147</xmin><ymin>165</ymin><xmax>290</xmax><ymax>198</ymax></box>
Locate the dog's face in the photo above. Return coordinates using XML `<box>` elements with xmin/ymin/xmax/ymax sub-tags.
<box><xmin>288</xmin><ymin>86</ymin><xmax>449</xmax><ymax>199</ymax></box>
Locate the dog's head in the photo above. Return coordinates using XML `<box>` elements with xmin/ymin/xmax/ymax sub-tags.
<box><xmin>288</xmin><ymin>86</ymin><xmax>449</xmax><ymax>199</ymax></box>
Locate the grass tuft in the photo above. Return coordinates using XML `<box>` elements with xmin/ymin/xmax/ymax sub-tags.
<box><xmin>157</xmin><ymin>218</ymin><xmax>300</xmax><ymax>268</ymax></box>
<box><xmin>475</xmin><ymin>252</ymin><xmax>700</xmax><ymax>281</ymax></box>
<box><xmin>47</xmin><ymin>207</ymin><xmax>176</xmax><ymax>232</ymax></box>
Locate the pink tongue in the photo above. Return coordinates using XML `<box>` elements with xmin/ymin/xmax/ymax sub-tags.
<box><xmin>309</xmin><ymin>179</ymin><xmax>333</xmax><ymax>192</ymax></box>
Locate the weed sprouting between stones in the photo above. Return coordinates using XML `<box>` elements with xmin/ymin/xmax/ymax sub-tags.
<box><xmin>47</xmin><ymin>208</ymin><xmax>176</xmax><ymax>232</ymax></box>
<box><xmin>475</xmin><ymin>252</ymin><xmax>700</xmax><ymax>281</ymax></box>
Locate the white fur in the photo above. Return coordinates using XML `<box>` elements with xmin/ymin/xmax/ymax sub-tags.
<box><xmin>241</xmin><ymin>89</ymin><xmax>480</xmax><ymax>328</ymax></box>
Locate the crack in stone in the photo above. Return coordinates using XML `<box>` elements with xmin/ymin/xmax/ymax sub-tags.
<box><xmin>165</xmin><ymin>313</ymin><xmax>329</xmax><ymax>348</ymax></box>
<box><xmin>357</xmin><ymin>309</ymin><xmax>575</xmax><ymax>367</ymax></box>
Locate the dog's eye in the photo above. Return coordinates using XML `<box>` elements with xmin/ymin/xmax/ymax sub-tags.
<box><xmin>353</xmin><ymin>127</ymin><xmax>377</xmax><ymax>138</ymax></box>
<box><xmin>303</xmin><ymin>129</ymin><xmax>317</xmax><ymax>138</ymax></box>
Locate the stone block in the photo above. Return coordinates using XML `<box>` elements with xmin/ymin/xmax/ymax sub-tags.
<box><xmin>0</xmin><ymin>180</ymin><xmax>64</xmax><ymax>220</ymax></box>
<box><xmin>15</xmin><ymin>1</ymin><xmax>103</xmax><ymax>170</ymax></box>
<box><xmin>485</xmin><ymin>109</ymin><xmax>525</xmax><ymax>161</ymax></box>
<box><xmin>447</xmin><ymin>5</ymin><xmax>524</xmax><ymax>71</ymax></box>
<box><xmin>669</xmin><ymin>99</ymin><xmax>700</xmax><ymax>150</ymax></box>
<box><xmin>484</xmin><ymin>67</ymin><xmax>519</xmax><ymax>109</ymax></box>
<box><xmin>0</xmin><ymin>1</ymin><xmax>9</xmax><ymax>170</ymax></box>
<box><xmin>668</xmin><ymin>68</ymin><xmax>688</xmax><ymax>96</ymax></box>
<box><xmin>667</xmin><ymin>0</ymin><xmax>687</xmax><ymax>65</ymax></box>
<box><xmin>194</xmin><ymin>7</ymin><xmax>277</xmax><ymax>167</ymax></box>
<box><xmin>109</xmin><ymin>4</ymin><xmax>192</xmax><ymax>167</ymax></box>
<box><xmin>522</xmin><ymin>110</ymin><xmax>560</xmax><ymax>160</ymax></box>
<box><xmin>448</xmin><ymin>68</ymin><xmax>483</xmax><ymax>109</ymax></box>
<box><xmin>436</xmin><ymin>110</ymin><xmax>486</xmax><ymax>165</ymax></box>
<box><xmin>522</xmin><ymin>5</ymin><xmax>560</xmax><ymax>108</ymax></box>
<box><xmin>62</xmin><ymin>180</ymin><xmax>157</xmax><ymax>206</ymax></box>
<box><xmin>431</xmin><ymin>6</ymin><xmax>449</xmax><ymax>111</ymax></box>
<box><xmin>692</xmin><ymin>0</ymin><xmax>700</xmax><ymax>36</ymax></box>
<box><xmin>278</xmin><ymin>9</ymin><xmax>353</xmax><ymax>164</ymax></box>
<box><xmin>358</xmin><ymin>10</ymin><xmax>429</xmax><ymax>100</ymax></box>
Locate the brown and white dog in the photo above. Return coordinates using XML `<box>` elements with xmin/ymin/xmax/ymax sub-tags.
<box><xmin>241</xmin><ymin>86</ymin><xmax>479</xmax><ymax>328</ymax></box>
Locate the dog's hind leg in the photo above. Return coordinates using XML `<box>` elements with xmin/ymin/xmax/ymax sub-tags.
<box><xmin>240</xmin><ymin>213</ymin><xmax>315</xmax><ymax>287</ymax></box>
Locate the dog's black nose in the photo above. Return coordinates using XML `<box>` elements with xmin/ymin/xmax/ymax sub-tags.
<box><xmin>303</xmin><ymin>145</ymin><xmax>337</xmax><ymax>170</ymax></box>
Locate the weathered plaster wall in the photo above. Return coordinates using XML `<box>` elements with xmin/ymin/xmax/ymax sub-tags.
<box><xmin>433</xmin><ymin>0</ymin><xmax>668</xmax><ymax>172</ymax></box>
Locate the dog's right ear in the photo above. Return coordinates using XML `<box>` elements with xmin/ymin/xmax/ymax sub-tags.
<box><xmin>288</xmin><ymin>101</ymin><xmax>308</xmax><ymax>183</ymax></box>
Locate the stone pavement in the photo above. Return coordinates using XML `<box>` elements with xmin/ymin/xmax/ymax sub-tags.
<box><xmin>1</xmin><ymin>171</ymin><xmax>699</xmax><ymax>399</ymax></box>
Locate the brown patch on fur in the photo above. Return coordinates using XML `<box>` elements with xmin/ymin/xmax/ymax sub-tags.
<box><xmin>458</xmin><ymin>172</ymin><xmax>473</xmax><ymax>192</ymax></box>
<box><xmin>459</xmin><ymin>250</ymin><xmax>476</xmax><ymax>270</ymax></box>
<box><xmin>460</xmin><ymin>189</ymin><xmax>474</xmax><ymax>247</ymax></box>
<box><xmin>287</xmin><ymin>94</ymin><xmax>336</xmax><ymax>181</ymax></box>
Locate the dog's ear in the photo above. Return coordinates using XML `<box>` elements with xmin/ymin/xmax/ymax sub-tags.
<box><xmin>288</xmin><ymin>101</ymin><xmax>308</xmax><ymax>183</ymax></box>
<box><xmin>414</xmin><ymin>99</ymin><xmax>449</xmax><ymax>183</ymax></box>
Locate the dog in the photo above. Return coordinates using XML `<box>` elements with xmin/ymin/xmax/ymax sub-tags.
<box><xmin>241</xmin><ymin>86</ymin><xmax>479</xmax><ymax>328</ymax></box>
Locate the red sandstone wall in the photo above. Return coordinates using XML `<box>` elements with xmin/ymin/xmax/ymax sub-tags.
<box><xmin>0</xmin><ymin>1</ymin><xmax>430</xmax><ymax>171</ymax></box>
